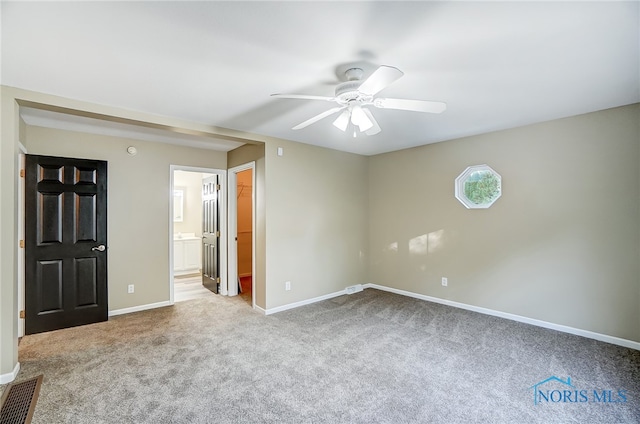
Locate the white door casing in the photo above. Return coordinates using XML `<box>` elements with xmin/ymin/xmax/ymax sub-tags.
<box><xmin>227</xmin><ymin>162</ymin><xmax>256</xmax><ymax>307</ymax></box>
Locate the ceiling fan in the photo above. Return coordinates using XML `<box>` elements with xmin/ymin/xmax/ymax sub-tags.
<box><xmin>271</xmin><ymin>65</ymin><xmax>446</xmax><ymax>136</ymax></box>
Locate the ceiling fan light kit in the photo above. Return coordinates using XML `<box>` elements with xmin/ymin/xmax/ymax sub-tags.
<box><xmin>332</xmin><ymin>109</ymin><xmax>350</xmax><ymax>131</ymax></box>
<box><xmin>271</xmin><ymin>65</ymin><xmax>446</xmax><ymax>137</ymax></box>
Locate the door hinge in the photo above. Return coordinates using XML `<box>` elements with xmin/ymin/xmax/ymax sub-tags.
<box><xmin>215</xmin><ymin>231</ymin><xmax>220</xmax><ymax>237</ymax></box>
<box><xmin>19</xmin><ymin>310</ymin><xmax>25</xmax><ymax>319</ymax></box>
<box><xmin>216</xmin><ymin>277</ymin><xmax>220</xmax><ymax>283</ymax></box>
<box><xmin>19</xmin><ymin>169</ymin><xmax>25</xmax><ymax>178</ymax></box>
<box><xmin>19</xmin><ymin>240</ymin><xmax>24</xmax><ymax>248</ymax></box>
<box><xmin>216</xmin><ymin>184</ymin><xmax>221</xmax><ymax>191</ymax></box>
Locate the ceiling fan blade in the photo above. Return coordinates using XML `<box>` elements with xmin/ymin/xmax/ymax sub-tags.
<box><xmin>332</xmin><ymin>109</ymin><xmax>351</xmax><ymax>131</ymax></box>
<box><xmin>292</xmin><ymin>107</ymin><xmax>345</xmax><ymax>130</ymax></box>
<box><xmin>271</xmin><ymin>94</ymin><xmax>335</xmax><ymax>101</ymax></box>
<box><xmin>362</xmin><ymin>108</ymin><xmax>381</xmax><ymax>135</ymax></box>
<box><xmin>374</xmin><ymin>98</ymin><xmax>447</xmax><ymax>113</ymax></box>
<box><xmin>357</xmin><ymin>65</ymin><xmax>404</xmax><ymax>96</ymax></box>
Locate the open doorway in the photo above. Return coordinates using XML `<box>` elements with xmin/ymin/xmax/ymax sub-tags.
<box><xmin>236</xmin><ymin>169</ymin><xmax>253</xmax><ymax>305</ymax></box>
<box><xmin>228</xmin><ymin>162</ymin><xmax>255</xmax><ymax>307</ymax></box>
<box><xmin>170</xmin><ymin>166</ymin><xmax>227</xmax><ymax>303</ymax></box>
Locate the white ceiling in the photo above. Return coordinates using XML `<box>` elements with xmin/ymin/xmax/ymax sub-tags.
<box><xmin>2</xmin><ymin>1</ymin><xmax>639</xmax><ymax>156</ymax></box>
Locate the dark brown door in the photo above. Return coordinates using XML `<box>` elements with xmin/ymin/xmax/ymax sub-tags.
<box><xmin>202</xmin><ymin>175</ymin><xmax>220</xmax><ymax>293</ymax></box>
<box><xmin>25</xmin><ymin>155</ymin><xmax>108</xmax><ymax>335</ymax></box>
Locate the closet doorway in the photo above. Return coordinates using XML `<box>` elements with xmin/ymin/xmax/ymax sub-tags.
<box><xmin>228</xmin><ymin>162</ymin><xmax>255</xmax><ymax>307</ymax></box>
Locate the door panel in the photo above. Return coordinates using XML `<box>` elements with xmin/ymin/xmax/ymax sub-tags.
<box><xmin>36</xmin><ymin>260</ymin><xmax>63</xmax><ymax>313</ymax></box>
<box><xmin>76</xmin><ymin>193</ymin><xmax>97</xmax><ymax>241</ymax></box>
<box><xmin>25</xmin><ymin>155</ymin><xmax>108</xmax><ymax>335</ymax></box>
<box><xmin>202</xmin><ymin>175</ymin><xmax>220</xmax><ymax>293</ymax></box>
<box><xmin>38</xmin><ymin>192</ymin><xmax>63</xmax><ymax>244</ymax></box>
<box><xmin>75</xmin><ymin>257</ymin><xmax>98</xmax><ymax>307</ymax></box>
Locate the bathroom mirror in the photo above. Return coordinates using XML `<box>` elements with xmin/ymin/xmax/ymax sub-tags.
<box><xmin>173</xmin><ymin>188</ymin><xmax>184</xmax><ymax>222</ymax></box>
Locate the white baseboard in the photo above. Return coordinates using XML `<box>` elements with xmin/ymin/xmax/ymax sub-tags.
<box><xmin>253</xmin><ymin>304</ymin><xmax>267</xmax><ymax>315</ymax></box>
<box><xmin>0</xmin><ymin>362</ymin><xmax>20</xmax><ymax>384</ymax></box>
<box><xmin>364</xmin><ymin>283</ymin><xmax>640</xmax><ymax>351</ymax></box>
<box><xmin>109</xmin><ymin>301</ymin><xmax>173</xmax><ymax>317</ymax></box>
<box><xmin>264</xmin><ymin>289</ymin><xmax>348</xmax><ymax>315</ymax></box>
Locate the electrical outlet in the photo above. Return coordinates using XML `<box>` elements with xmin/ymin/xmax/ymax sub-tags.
<box><xmin>128</xmin><ymin>284</ymin><xmax>135</xmax><ymax>294</ymax></box>
<box><xmin>285</xmin><ymin>281</ymin><xmax>291</xmax><ymax>291</ymax></box>
<box><xmin>441</xmin><ymin>277</ymin><xmax>448</xmax><ymax>287</ymax></box>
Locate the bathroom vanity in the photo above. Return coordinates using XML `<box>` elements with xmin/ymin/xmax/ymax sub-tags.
<box><xmin>174</xmin><ymin>233</ymin><xmax>201</xmax><ymax>275</ymax></box>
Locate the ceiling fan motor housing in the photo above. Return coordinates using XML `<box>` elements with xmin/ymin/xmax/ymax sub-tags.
<box><xmin>335</xmin><ymin>81</ymin><xmax>372</xmax><ymax>106</ymax></box>
<box><xmin>334</xmin><ymin>67</ymin><xmax>373</xmax><ymax>106</ymax></box>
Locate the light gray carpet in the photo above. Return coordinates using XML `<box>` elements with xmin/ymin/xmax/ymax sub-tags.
<box><xmin>13</xmin><ymin>289</ymin><xmax>640</xmax><ymax>423</ymax></box>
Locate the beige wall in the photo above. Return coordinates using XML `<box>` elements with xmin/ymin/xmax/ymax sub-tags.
<box><xmin>369</xmin><ymin>104</ymin><xmax>640</xmax><ymax>342</ymax></box>
<box><xmin>173</xmin><ymin>170</ymin><xmax>204</xmax><ymax>237</ymax></box>
<box><xmin>264</xmin><ymin>139</ymin><xmax>369</xmax><ymax>310</ymax></box>
<box><xmin>228</xmin><ymin>144</ymin><xmax>266</xmax><ymax>309</ymax></box>
<box><xmin>24</xmin><ymin>126</ymin><xmax>227</xmax><ymax>311</ymax></box>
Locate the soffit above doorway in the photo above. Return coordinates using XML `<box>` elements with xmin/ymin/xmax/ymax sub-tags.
<box><xmin>19</xmin><ymin>107</ymin><xmax>246</xmax><ymax>152</ymax></box>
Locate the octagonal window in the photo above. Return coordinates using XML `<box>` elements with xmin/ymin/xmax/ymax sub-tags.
<box><xmin>455</xmin><ymin>165</ymin><xmax>501</xmax><ymax>209</ymax></box>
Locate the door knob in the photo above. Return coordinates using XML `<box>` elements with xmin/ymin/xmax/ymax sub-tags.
<box><xmin>91</xmin><ymin>245</ymin><xmax>106</xmax><ymax>252</ymax></box>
